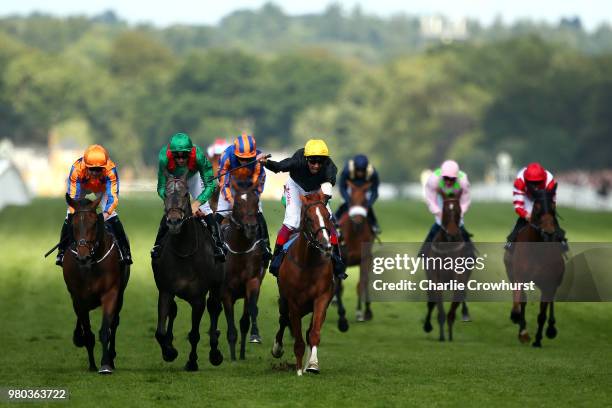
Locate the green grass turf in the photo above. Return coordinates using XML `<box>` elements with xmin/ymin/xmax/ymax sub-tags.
<box><xmin>1</xmin><ymin>196</ymin><xmax>611</xmax><ymax>407</ymax></box>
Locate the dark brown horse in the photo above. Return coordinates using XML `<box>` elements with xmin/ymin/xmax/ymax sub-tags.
<box><xmin>271</xmin><ymin>192</ymin><xmax>335</xmax><ymax>376</ymax></box>
<box><xmin>505</xmin><ymin>186</ymin><xmax>564</xmax><ymax>347</ymax></box>
<box><xmin>423</xmin><ymin>191</ymin><xmax>472</xmax><ymax>341</ymax></box>
<box><xmin>62</xmin><ymin>194</ymin><xmax>129</xmax><ymax>374</ymax></box>
<box><xmin>152</xmin><ymin>172</ymin><xmax>224</xmax><ymax>371</ymax></box>
<box><xmin>221</xmin><ymin>179</ymin><xmax>266</xmax><ymax>360</ymax></box>
<box><xmin>338</xmin><ymin>180</ymin><xmax>375</xmax><ymax>325</ymax></box>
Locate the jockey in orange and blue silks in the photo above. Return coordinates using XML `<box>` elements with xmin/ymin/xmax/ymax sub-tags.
<box><xmin>57</xmin><ymin>144</ymin><xmax>132</xmax><ymax>266</ymax></box>
<box><xmin>216</xmin><ymin>134</ymin><xmax>272</xmax><ymax>261</ymax></box>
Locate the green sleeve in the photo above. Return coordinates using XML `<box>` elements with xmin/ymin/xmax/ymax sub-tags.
<box><xmin>195</xmin><ymin>146</ymin><xmax>215</xmax><ymax>203</ymax></box>
<box><xmin>157</xmin><ymin>146</ymin><xmax>169</xmax><ymax>200</ymax></box>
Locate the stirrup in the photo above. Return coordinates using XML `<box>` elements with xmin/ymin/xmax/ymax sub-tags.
<box><xmin>55</xmin><ymin>252</ymin><xmax>64</xmax><ymax>267</ymax></box>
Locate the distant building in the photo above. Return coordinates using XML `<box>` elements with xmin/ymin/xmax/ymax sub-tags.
<box><xmin>0</xmin><ymin>159</ymin><xmax>31</xmax><ymax>210</ymax></box>
<box><xmin>420</xmin><ymin>15</ymin><xmax>468</xmax><ymax>42</ymax></box>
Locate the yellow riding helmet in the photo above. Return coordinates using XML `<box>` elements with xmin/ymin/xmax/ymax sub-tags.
<box><xmin>83</xmin><ymin>144</ymin><xmax>109</xmax><ymax>167</ymax></box>
<box><xmin>304</xmin><ymin>139</ymin><xmax>329</xmax><ymax>157</ymax></box>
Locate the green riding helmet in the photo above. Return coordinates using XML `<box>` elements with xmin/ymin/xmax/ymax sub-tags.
<box><xmin>169</xmin><ymin>132</ymin><xmax>193</xmax><ymax>152</ymax></box>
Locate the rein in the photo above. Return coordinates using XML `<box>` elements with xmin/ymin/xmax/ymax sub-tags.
<box><xmin>70</xmin><ymin>208</ymin><xmax>116</xmax><ymax>264</ymax></box>
<box><xmin>299</xmin><ymin>201</ymin><xmax>332</xmax><ymax>255</ymax></box>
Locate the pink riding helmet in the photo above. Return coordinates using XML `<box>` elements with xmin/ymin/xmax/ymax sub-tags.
<box><xmin>440</xmin><ymin>160</ymin><xmax>460</xmax><ymax>178</ymax></box>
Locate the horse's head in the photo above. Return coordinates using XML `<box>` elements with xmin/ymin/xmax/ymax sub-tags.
<box><xmin>300</xmin><ymin>191</ymin><xmax>333</xmax><ymax>257</ymax></box>
<box><xmin>164</xmin><ymin>171</ymin><xmax>191</xmax><ymax>234</ymax></box>
<box><xmin>440</xmin><ymin>189</ymin><xmax>462</xmax><ymax>241</ymax></box>
<box><xmin>531</xmin><ymin>185</ymin><xmax>557</xmax><ymax>242</ymax></box>
<box><xmin>347</xmin><ymin>180</ymin><xmax>371</xmax><ymax>226</ymax></box>
<box><xmin>230</xmin><ymin>178</ymin><xmax>259</xmax><ymax>240</ymax></box>
<box><xmin>65</xmin><ymin>193</ymin><xmax>103</xmax><ymax>267</ymax></box>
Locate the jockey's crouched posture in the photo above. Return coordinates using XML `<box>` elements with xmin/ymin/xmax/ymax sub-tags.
<box><xmin>505</xmin><ymin>162</ymin><xmax>568</xmax><ymax>251</ymax></box>
<box><xmin>334</xmin><ymin>154</ymin><xmax>381</xmax><ymax>234</ymax></box>
<box><xmin>260</xmin><ymin>139</ymin><xmax>347</xmax><ymax>280</ymax></box>
<box><xmin>216</xmin><ymin>134</ymin><xmax>272</xmax><ymax>263</ymax></box>
<box><xmin>151</xmin><ymin>132</ymin><xmax>225</xmax><ymax>262</ymax></box>
<box><xmin>421</xmin><ymin>160</ymin><xmax>473</xmax><ymax>255</ymax></box>
<box><xmin>56</xmin><ymin>144</ymin><xmax>132</xmax><ymax>266</ymax></box>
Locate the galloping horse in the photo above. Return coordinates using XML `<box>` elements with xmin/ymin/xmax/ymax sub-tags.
<box><xmin>62</xmin><ymin>194</ymin><xmax>129</xmax><ymax>374</ymax></box>
<box><xmin>505</xmin><ymin>185</ymin><xmax>564</xmax><ymax>347</ymax></box>
<box><xmin>271</xmin><ymin>192</ymin><xmax>335</xmax><ymax>376</ymax></box>
<box><xmin>423</xmin><ymin>191</ymin><xmax>473</xmax><ymax>341</ymax></box>
<box><xmin>221</xmin><ymin>179</ymin><xmax>266</xmax><ymax>360</ymax></box>
<box><xmin>338</xmin><ymin>180</ymin><xmax>375</xmax><ymax>325</ymax></box>
<box><xmin>152</xmin><ymin>172</ymin><xmax>224</xmax><ymax>371</ymax></box>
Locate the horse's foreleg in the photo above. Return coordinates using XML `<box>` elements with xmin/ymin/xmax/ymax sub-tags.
<box><xmin>98</xmin><ymin>288</ymin><xmax>118</xmax><ymax>374</ymax></box>
<box><xmin>424</xmin><ymin>301</ymin><xmax>435</xmax><ymax>333</ymax></box>
<box><xmin>461</xmin><ymin>301</ymin><xmax>471</xmax><ymax>322</ymax></box>
<box><xmin>447</xmin><ymin>301</ymin><xmax>460</xmax><ymax>342</ymax></box>
<box><xmin>533</xmin><ymin>301</ymin><xmax>549</xmax><ymax>348</ymax></box>
<box><xmin>517</xmin><ymin>301</ymin><xmax>530</xmax><ymax>343</ymax></box>
<box><xmin>288</xmin><ymin>305</ymin><xmax>305</xmax><ymax>376</ymax></box>
<box><xmin>222</xmin><ymin>295</ymin><xmax>238</xmax><ymax>361</ymax></box>
<box><xmin>246</xmin><ymin>277</ymin><xmax>262</xmax><ymax>344</ymax></box>
<box><xmin>510</xmin><ymin>289</ymin><xmax>523</xmax><ymax>324</ymax></box>
<box><xmin>239</xmin><ymin>301</ymin><xmax>249</xmax><ymax>360</ymax></box>
<box><xmin>206</xmin><ymin>289</ymin><xmax>224</xmax><ymax>366</ymax></box>
<box><xmin>272</xmin><ymin>294</ymin><xmax>288</xmax><ymax>358</ymax></box>
<box><xmin>306</xmin><ymin>296</ymin><xmax>330</xmax><ymax>374</ymax></box>
<box><xmin>361</xmin><ymin>258</ymin><xmax>373</xmax><ymax>321</ymax></box>
<box><xmin>108</xmin><ymin>287</ymin><xmax>126</xmax><ymax>370</ymax></box>
<box><xmin>185</xmin><ymin>299</ymin><xmax>205</xmax><ymax>371</ymax></box>
<box><xmin>155</xmin><ymin>291</ymin><xmax>178</xmax><ymax>362</ymax></box>
<box><xmin>436</xmin><ymin>300</ymin><xmax>446</xmax><ymax>342</ymax></box>
<box><xmin>546</xmin><ymin>302</ymin><xmax>557</xmax><ymax>339</ymax></box>
<box><xmin>72</xmin><ymin>300</ymin><xmax>96</xmax><ymax>372</ymax></box>
<box><xmin>335</xmin><ymin>280</ymin><xmax>349</xmax><ymax>332</ymax></box>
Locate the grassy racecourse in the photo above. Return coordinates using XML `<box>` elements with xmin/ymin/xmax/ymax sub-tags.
<box><xmin>1</xmin><ymin>196</ymin><xmax>611</xmax><ymax>407</ymax></box>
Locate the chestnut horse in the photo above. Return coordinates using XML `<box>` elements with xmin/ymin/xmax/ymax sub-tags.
<box><xmin>338</xmin><ymin>180</ymin><xmax>375</xmax><ymax>325</ymax></box>
<box><xmin>422</xmin><ymin>192</ymin><xmax>473</xmax><ymax>341</ymax></box>
<box><xmin>62</xmin><ymin>194</ymin><xmax>129</xmax><ymax>374</ymax></box>
<box><xmin>271</xmin><ymin>192</ymin><xmax>335</xmax><ymax>376</ymax></box>
<box><xmin>505</xmin><ymin>185</ymin><xmax>564</xmax><ymax>347</ymax></box>
<box><xmin>152</xmin><ymin>172</ymin><xmax>224</xmax><ymax>371</ymax></box>
<box><xmin>221</xmin><ymin>179</ymin><xmax>266</xmax><ymax>360</ymax></box>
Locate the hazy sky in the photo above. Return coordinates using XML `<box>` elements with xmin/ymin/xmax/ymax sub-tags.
<box><xmin>0</xmin><ymin>0</ymin><xmax>609</xmax><ymax>30</ymax></box>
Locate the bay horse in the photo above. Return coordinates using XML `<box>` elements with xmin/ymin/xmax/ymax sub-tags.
<box><xmin>271</xmin><ymin>191</ymin><xmax>335</xmax><ymax>376</ymax></box>
<box><xmin>62</xmin><ymin>194</ymin><xmax>129</xmax><ymax>374</ymax></box>
<box><xmin>152</xmin><ymin>172</ymin><xmax>224</xmax><ymax>371</ymax></box>
<box><xmin>505</xmin><ymin>185</ymin><xmax>564</xmax><ymax>347</ymax></box>
<box><xmin>337</xmin><ymin>180</ymin><xmax>375</xmax><ymax>326</ymax></box>
<box><xmin>221</xmin><ymin>179</ymin><xmax>266</xmax><ymax>360</ymax></box>
<box><xmin>422</xmin><ymin>191</ymin><xmax>473</xmax><ymax>341</ymax></box>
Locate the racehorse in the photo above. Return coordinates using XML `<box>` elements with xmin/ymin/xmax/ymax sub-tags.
<box><xmin>221</xmin><ymin>179</ymin><xmax>266</xmax><ymax>360</ymax></box>
<box><xmin>62</xmin><ymin>194</ymin><xmax>129</xmax><ymax>374</ymax></box>
<box><xmin>337</xmin><ymin>180</ymin><xmax>375</xmax><ymax>326</ymax></box>
<box><xmin>422</xmin><ymin>191</ymin><xmax>473</xmax><ymax>341</ymax></box>
<box><xmin>271</xmin><ymin>192</ymin><xmax>335</xmax><ymax>375</ymax></box>
<box><xmin>505</xmin><ymin>185</ymin><xmax>564</xmax><ymax>347</ymax></box>
<box><xmin>152</xmin><ymin>172</ymin><xmax>224</xmax><ymax>370</ymax></box>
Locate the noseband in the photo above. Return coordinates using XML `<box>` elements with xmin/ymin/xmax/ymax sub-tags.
<box><xmin>300</xmin><ymin>201</ymin><xmax>332</xmax><ymax>254</ymax></box>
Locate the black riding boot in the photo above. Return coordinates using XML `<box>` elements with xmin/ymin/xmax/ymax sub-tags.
<box><xmin>505</xmin><ymin>217</ymin><xmax>528</xmax><ymax>250</ymax></box>
<box><xmin>419</xmin><ymin>223</ymin><xmax>441</xmax><ymax>256</ymax></box>
<box><xmin>56</xmin><ymin>215</ymin><xmax>73</xmax><ymax>266</ymax></box>
<box><xmin>106</xmin><ymin>216</ymin><xmax>132</xmax><ymax>265</ymax></box>
<box><xmin>269</xmin><ymin>244</ymin><xmax>284</xmax><ymax>277</ymax></box>
<box><xmin>256</xmin><ymin>212</ymin><xmax>272</xmax><ymax>266</ymax></box>
<box><xmin>151</xmin><ymin>216</ymin><xmax>168</xmax><ymax>259</ymax></box>
<box><xmin>332</xmin><ymin>244</ymin><xmax>348</xmax><ymax>280</ymax></box>
<box><xmin>205</xmin><ymin>213</ymin><xmax>226</xmax><ymax>262</ymax></box>
<box><xmin>367</xmin><ymin>207</ymin><xmax>380</xmax><ymax>234</ymax></box>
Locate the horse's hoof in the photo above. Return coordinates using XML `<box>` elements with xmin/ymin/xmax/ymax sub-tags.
<box><xmin>89</xmin><ymin>365</ymin><xmax>98</xmax><ymax>372</ymax></box>
<box><xmin>162</xmin><ymin>347</ymin><xmax>178</xmax><ymax>362</ymax></box>
<box><xmin>305</xmin><ymin>363</ymin><xmax>320</xmax><ymax>374</ymax></box>
<box><xmin>461</xmin><ymin>314</ymin><xmax>472</xmax><ymax>322</ymax></box>
<box><xmin>439</xmin><ymin>336</ymin><xmax>445</xmax><ymax>342</ymax></box>
<box><xmin>249</xmin><ymin>334</ymin><xmax>262</xmax><ymax>344</ymax></box>
<box><xmin>364</xmin><ymin>309</ymin><xmax>373</xmax><ymax>321</ymax></box>
<box><xmin>546</xmin><ymin>326</ymin><xmax>557</xmax><ymax>339</ymax></box>
<box><xmin>510</xmin><ymin>310</ymin><xmax>521</xmax><ymax>324</ymax></box>
<box><xmin>184</xmin><ymin>360</ymin><xmax>199</xmax><ymax>371</ymax></box>
<box><xmin>423</xmin><ymin>321</ymin><xmax>433</xmax><ymax>333</ymax></box>
<box><xmin>356</xmin><ymin>310</ymin><xmax>365</xmax><ymax>322</ymax></box>
<box><xmin>73</xmin><ymin>332</ymin><xmax>85</xmax><ymax>348</ymax></box>
<box><xmin>98</xmin><ymin>365</ymin><xmax>113</xmax><ymax>375</ymax></box>
<box><xmin>271</xmin><ymin>342</ymin><xmax>284</xmax><ymax>358</ymax></box>
<box><xmin>338</xmin><ymin>317</ymin><xmax>349</xmax><ymax>333</ymax></box>
<box><xmin>532</xmin><ymin>341</ymin><xmax>542</xmax><ymax>348</ymax></box>
<box><xmin>518</xmin><ymin>330</ymin><xmax>531</xmax><ymax>344</ymax></box>
<box><xmin>297</xmin><ymin>369</ymin><xmax>303</xmax><ymax>376</ymax></box>
<box><xmin>209</xmin><ymin>349</ymin><xmax>223</xmax><ymax>366</ymax></box>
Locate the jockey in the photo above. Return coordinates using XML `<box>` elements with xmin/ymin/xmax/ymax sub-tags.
<box><xmin>505</xmin><ymin>162</ymin><xmax>567</xmax><ymax>250</ymax></box>
<box><xmin>259</xmin><ymin>139</ymin><xmax>347</xmax><ymax>280</ymax></box>
<box><xmin>216</xmin><ymin>133</ymin><xmax>272</xmax><ymax>262</ymax></box>
<box><xmin>57</xmin><ymin>144</ymin><xmax>132</xmax><ymax>266</ymax></box>
<box><xmin>334</xmin><ymin>154</ymin><xmax>380</xmax><ymax>234</ymax></box>
<box><xmin>151</xmin><ymin>132</ymin><xmax>225</xmax><ymax>262</ymax></box>
<box><xmin>421</xmin><ymin>160</ymin><xmax>473</xmax><ymax>251</ymax></box>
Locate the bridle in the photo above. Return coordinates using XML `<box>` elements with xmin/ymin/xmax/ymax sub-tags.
<box><xmin>69</xmin><ymin>208</ymin><xmax>115</xmax><ymax>264</ymax></box>
<box><xmin>300</xmin><ymin>200</ymin><xmax>332</xmax><ymax>255</ymax></box>
<box><xmin>224</xmin><ymin>192</ymin><xmax>262</xmax><ymax>255</ymax></box>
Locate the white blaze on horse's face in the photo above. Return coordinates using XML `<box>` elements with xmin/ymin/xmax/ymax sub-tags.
<box><xmin>449</xmin><ymin>203</ymin><xmax>454</xmax><ymax>211</ymax></box>
<box><xmin>315</xmin><ymin>207</ymin><xmax>330</xmax><ymax>244</ymax></box>
<box><xmin>240</xmin><ymin>193</ymin><xmax>247</xmax><ymax>201</ymax></box>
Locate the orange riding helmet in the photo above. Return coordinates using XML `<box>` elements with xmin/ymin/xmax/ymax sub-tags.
<box><xmin>83</xmin><ymin>145</ymin><xmax>109</xmax><ymax>168</ymax></box>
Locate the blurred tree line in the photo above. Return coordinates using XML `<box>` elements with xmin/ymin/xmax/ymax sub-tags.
<box><xmin>1</xmin><ymin>4</ymin><xmax>611</xmax><ymax>180</ymax></box>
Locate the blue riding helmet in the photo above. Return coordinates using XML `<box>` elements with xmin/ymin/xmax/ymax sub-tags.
<box><xmin>353</xmin><ymin>154</ymin><xmax>369</xmax><ymax>170</ymax></box>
